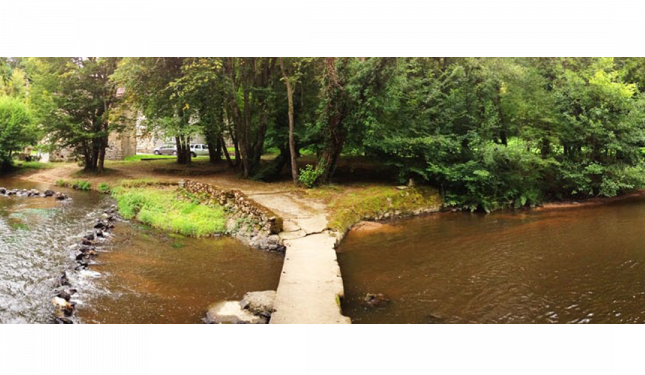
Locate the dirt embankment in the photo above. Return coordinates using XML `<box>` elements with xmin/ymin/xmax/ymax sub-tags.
<box><xmin>537</xmin><ymin>190</ymin><xmax>645</xmax><ymax>211</ymax></box>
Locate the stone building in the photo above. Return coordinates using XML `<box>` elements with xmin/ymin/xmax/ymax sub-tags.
<box><xmin>106</xmin><ymin>129</ymin><xmax>137</xmax><ymax>160</ymax></box>
<box><xmin>43</xmin><ymin>126</ymin><xmax>136</xmax><ymax>162</ymax></box>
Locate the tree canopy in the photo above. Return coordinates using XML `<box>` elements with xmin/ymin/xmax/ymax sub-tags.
<box><xmin>0</xmin><ymin>95</ymin><xmax>36</xmax><ymax>170</ymax></box>
<box><xmin>28</xmin><ymin>57</ymin><xmax>123</xmax><ymax>172</ymax></box>
<box><xmin>6</xmin><ymin>57</ymin><xmax>645</xmax><ymax>211</ymax></box>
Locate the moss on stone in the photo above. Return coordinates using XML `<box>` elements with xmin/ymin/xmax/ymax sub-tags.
<box><xmin>325</xmin><ymin>186</ymin><xmax>442</xmax><ymax>234</ymax></box>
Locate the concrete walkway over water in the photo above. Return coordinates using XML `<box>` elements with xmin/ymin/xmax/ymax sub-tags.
<box><xmin>247</xmin><ymin>192</ymin><xmax>351</xmax><ymax>324</ymax></box>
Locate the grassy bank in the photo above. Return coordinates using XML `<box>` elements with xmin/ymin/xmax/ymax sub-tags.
<box><xmin>0</xmin><ymin>161</ymin><xmax>55</xmax><ymax>177</ymax></box>
<box><xmin>307</xmin><ymin>185</ymin><xmax>443</xmax><ymax>234</ymax></box>
<box><xmin>112</xmin><ymin>187</ymin><xmax>226</xmax><ymax>237</ymax></box>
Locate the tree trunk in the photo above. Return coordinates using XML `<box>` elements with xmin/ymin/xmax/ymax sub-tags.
<box><xmin>279</xmin><ymin>57</ymin><xmax>299</xmax><ymax>184</ymax></box>
<box><xmin>97</xmin><ymin>135</ymin><xmax>107</xmax><ymax>173</ymax></box>
<box><xmin>215</xmin><ymin>139</ymin><xmax>222</xmax><ymax>163</ymax></box>
<box><xmin>318</xmin><ymin>120</ymin><xmax>345</xmax><ymax>184</ymax></box>
<box><xmin>184</xmin><ymin>137</ymin><xmax>192</xmax><ymax>165</ymax></box>
<box><xmin>233</xmin><ymin>138</ymin><xmax>241</xmax><ymax>168</ymax></box>
<box><xmin>175</xmin><ymin>137</ymin><xmax>184</xmax><ymax>164</ymax></box>
<box><xmin>317</xmin><ymin>57</ymin><xmax>348</xmax><ymax>184</ymax></box>
<box><xmin>221</xmin><ymin>136</ymin><xmax>234</xmax><ymax>167</ymax></box>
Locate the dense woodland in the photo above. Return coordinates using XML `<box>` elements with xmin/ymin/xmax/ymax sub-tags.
<box><xmin>3</xmin><ymin>57</ymin><xmax>645</xmax><ymax>211</ymax></box>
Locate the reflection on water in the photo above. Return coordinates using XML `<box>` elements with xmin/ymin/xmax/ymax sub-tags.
<box><xmin>0</xmin><ymin>178</ymin><xmax>283</xmax><ymax>324</ymax></box>
<box><xmin>77</xmin><ymin>224</ymin><xmax>284</xmax><ymax>324</ymax></box>
<box><xmin>337</xmin><ymin>198</ymin><xmax>645</xmax><ymax>323</ymax></box>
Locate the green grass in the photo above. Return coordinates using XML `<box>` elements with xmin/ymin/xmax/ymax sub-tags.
<box><xmin>123</xmin><ymin>154</ymin><xmax>213</xmax><ymax>162</ymax></box>
<box><xmin>124</xmin><ymin>154</ymin><xmax>177</xmax><ymax>162</ymax></box>
<box><xmin>112</xmin><ymin>187</ymin><xmax>227</xmax><ymax>237</ymax></box>
<box><xmin>118</xmin><ymin>178</ymin><xmax>161</xmax><ymax>188</ymax></box>
<box><xmin>15</xmin><ymin>161</ymin><xmax>55</xmax><ymax>170</ymax></box>
<box><xmin>55</xmin><ymin>179</ymin><xmax>91</xmax><ymax>190</ymax></box>
<box><xmin>315</xmin><ymin>185</ymin><xmax>443</xmax><ymax>233</ymax></box>
<box><xmin>73</xmin><ymin>180</ymin><xmax>91</xmax><ymax>190</ymax></box>
<box><xmin>3</xmin><ymin>161</ymin><xmax>56</xmax><ymax>176</ymax></box>
<box><xmin>97</xmin><ymin>182</ymin><xmax>111</xmax><ymax>194</ymax></box>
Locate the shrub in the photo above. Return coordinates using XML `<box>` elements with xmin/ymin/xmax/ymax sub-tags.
<box><xmin>97</xmin><ymin>182</ymin><xmax>111</xmax><ymax>194</ymax></box>
<box><xmin>72</xmin><ymin>180</ymin><xmax>91</xmax><ymax>190</ymax></box>
<box><xmin>298</xmin><ymin>163</ymin><xmax>325</xmax><ymax>188</ymax></box>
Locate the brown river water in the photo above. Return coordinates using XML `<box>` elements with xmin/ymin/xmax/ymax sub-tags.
<box><xmin>0</xmin><ymin>178</ymin><xmax>283</xmax><ymax>324</ymax></box>
<box><xmin>337</xmin><ymin>198</ymin><xmax>645</xmax><ymax>323</ymax></box>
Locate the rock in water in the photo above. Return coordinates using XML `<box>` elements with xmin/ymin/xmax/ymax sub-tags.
<box><xmin>54</xmin><ymin>318</ymin><xmax>74</xmax><ymax>325</ymax></box>
<box><xmin>51</xmin><ymin>297</ymin><xmax>74</xmax><ymax>317</ymax></box>
<box><xmin>364</xmin><ymin>293</ymin><xmax>390</xmax><ymax>307</ymax></box>
<box><xmin>204</xmin><ymin>301</ymin><xmax>267</xmax><ymax>324</ymax></box>
<box><xmin>239</xmin><ymin>291</ymin><xmax>276</xmax><ymax>317</ymax></box>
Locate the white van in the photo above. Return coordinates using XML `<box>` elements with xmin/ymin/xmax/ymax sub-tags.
<box><xmin>190</xmin><ymin>144</ymin><xmax>209</xmax><ymax>157</ymax></box>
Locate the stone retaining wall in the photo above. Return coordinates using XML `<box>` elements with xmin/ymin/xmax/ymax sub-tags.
<box><xmin>182</xmin><ymin>180</ymin><xmax>284</xmax><ymax>251</ymax></box>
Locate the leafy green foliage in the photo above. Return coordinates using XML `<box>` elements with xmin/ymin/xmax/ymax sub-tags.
<box><xmin>27</xmin><ymin>57</ymin><xmax>122</xmax><ymax>172</ymax></box>
<box><xmin>298</xmin><ymin>163</ymin><xmax>326</xmax><ymax>188</ymax></box>
<box><xmin>342</xmin><ymin>57</ymin><xmax>645</xmax><ymax>210</ymax></box>
<box><xmin>13</xmin><ymin>57</ymin><xmax>645</xmax><ymax>211</ymax></box>
<box><xmin>0</xmin><ymin>95</ymin><xmax>36</xmax><ymax>171</ymax></box>
<box><xmin>97</xmin><ymin>182</ymin><xmax>112</xmax><ymax>194</ymax></box>
<box><xmin>70</xmin><ymin>180</ymin><xmax>91</xmax><ymax>190</ymax></box>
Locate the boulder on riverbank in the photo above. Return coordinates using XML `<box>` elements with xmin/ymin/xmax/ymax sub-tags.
<box><xmin>51</xmin><ymin>296</ymin><xmax>74</xmax><ymax>317</ymax></box>
<box><xmin>351</xmin><ymin>221</ymin><xmax>401</xmax><ymax>235</ymax></box>
<box><xmin>204</xmin><ymin>301</ymin><xmax>268</xmax><ymax>324</ymax></box>
<box><xmin>205</xmin><ymin>290</ymin><xmax>277</xmax><ymax>324</ymax></box>
<box><xmin>240</xmin><ymin>290</ymin><xmax>276</xmax><ymax>317</ymax></box>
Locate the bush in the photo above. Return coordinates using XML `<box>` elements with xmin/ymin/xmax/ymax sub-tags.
<box><xmin>440</xmin><ymin>143</ymin><xmax>553</xmax><ymax>212</ymax></box>
<box><xmin>72</xmin><ymin>180</ymin><xmax>91</xmax><ymax>190</ymax></box>
<box><xmin>298</xmin><ymin>163</ymin><xmax>325</xmax><ymax>188</ymax></box>
<box><xmin>0</xmin><ymin>96</ymin><xmax>36</xmax><ymax>172</ymax></box>
<box><xmin>97</xmin><ymin>182</ymin><xmax>111</xmax><ymax>194</ymax></box>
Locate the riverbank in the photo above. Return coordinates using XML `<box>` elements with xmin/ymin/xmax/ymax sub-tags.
<box><xmin>8</xmin><ymin>158</ymin><xmax>446</xmax><ymax>323</ymax></box>
<box><xmin>537</xmin><ymin>190</ymin><xmax>645</xmax><ymax>211</ymax></box>
<box><xmin>11</xmin><ymin>158</ymin><xmax>645</xmax><ymax>324</ymax></box>
<box><xmin>10</xmin><ymin>159</ymin><xmax>445</xmax><ymax>240</ymax></box>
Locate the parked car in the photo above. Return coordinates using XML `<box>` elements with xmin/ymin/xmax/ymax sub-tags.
<box><xmin>153</xmin><ymin>144</ymin><xmax>208</xmax><ymax>157</ymax></box>
<box><xmin>190</xmin><ymin>144</ymin><xmax>209</xmax><ymax>157</ymax></box>
<box><xmin>153</xmin><ymin>144</ymin><xmax>177</xmax><ymax>155</ymax></box>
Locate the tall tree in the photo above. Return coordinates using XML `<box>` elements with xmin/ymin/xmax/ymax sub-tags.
<box><xmin>29</xmin><ymin>57</ymin><xmax>122</xmax><ymax>172</ymax></box>
<box><xmin>221</xmin><ymin>57</ymin><xmax>278</xmax><ymax>177</ymax></box>
<box><xmin>314</xmin><ymin>57</ymin><xmax>395</xmax><ymax>184</ymax></box>
<box><xmin>115</xmin><ymin>57</ymin><xmax>196</xmax><ymax>165</ymax></box>
<box><xmin>279</xmin><ymin>57</ymin><xmax>299</xmax><ymax>183</ymax></box>
<box><xmin>0</xmin><ymin>96</ymin><xmax>36</xmax><ymax>172</ymax></box>
<box><xmin>172</xmin><ymin>58</ymin><xmax>227</xmax><ymax>165</ymax></box>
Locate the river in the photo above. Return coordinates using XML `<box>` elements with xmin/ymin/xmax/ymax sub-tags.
<box><xmin>337</xmin><ymin>198</ymin><xmax>645</xmax><ymax>323</ymax></box>
<box><xmin>0</xmin><ymin>178</ymin><xmax>283</xmax><ymax>324</ymax></box>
